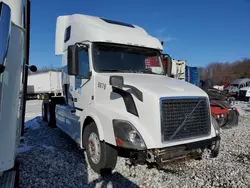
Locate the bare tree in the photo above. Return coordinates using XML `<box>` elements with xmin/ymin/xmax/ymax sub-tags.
<box><xmin>198</xmin><ymin>58</ymin><xmax>250</xmax><ymax>85</ymax></box>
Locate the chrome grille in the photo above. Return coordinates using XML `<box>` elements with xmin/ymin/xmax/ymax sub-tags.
<box><xmin>160</xmin><ymin>97</ymin><xmax>211</xmax><ymax>142</ymax></box>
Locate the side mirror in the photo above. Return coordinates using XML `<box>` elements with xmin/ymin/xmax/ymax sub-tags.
<box><xmin>67</xmin><ymin>43</ymin><xmax>89</xmax><ymax>76</ymax></box>
<box><xmin>67</xmin><ymin>45</ymin><xmax>79</xmax><ymax>75</ymax></box>
<box><xmin>0</xmin><ymin>2</ymin><xmax>11</xmax><ymax>74</ymax></box>
<box><xmin>163</xmin><ymin>54</ymin><xmax>173</xmax><ymax>77</ymax></box>
<box><xmin>0</xmin><ymin>64</ymin><xmax>5</xmax><ymax>73</ymax></box>
<box><xmin>24</xmin><ymin>64</ymin><xmax>37</xmax><ymax>72</ymax></box>
<box><xmin>29</xmin><ymin>65</ymin><xmax>37</xmax><ymax>72</ymax></box>
<box><xmin>109</xmin><ymin>76</ymin><xmax>124</xmax><ymax>87</ymax></box>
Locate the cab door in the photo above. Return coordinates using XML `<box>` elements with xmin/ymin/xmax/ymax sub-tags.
<box><xmin>63</xmin><ymin>45</ymin><xmax>94</xmax><ymax>143</ymax></box>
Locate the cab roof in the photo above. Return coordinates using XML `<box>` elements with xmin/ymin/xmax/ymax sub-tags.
<box><xmin>55</xmin><ymin>14</ymin><xmax>163</xmax><ymax>55</ymax></box>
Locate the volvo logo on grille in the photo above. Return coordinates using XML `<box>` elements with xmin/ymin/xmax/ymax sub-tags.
<box><xmin>169</xmin><ymin>100</ymin><xmax>203</xmax><ymax>140</ymax></box>
<box><xmin>185</xmin><ymin>113</ymin><xmax>191</xmax><ymax>119</ymax></box>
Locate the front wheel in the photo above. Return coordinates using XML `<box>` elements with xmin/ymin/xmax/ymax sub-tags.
<box><xmin>210</xmin><ymin>139</ymin><xmax>220</xmax><ymax>158</ymax></box>
<box><xmin>83</xmin><ymin>122</ymin><xmax>118</xmax><ymax>175</ymax></box>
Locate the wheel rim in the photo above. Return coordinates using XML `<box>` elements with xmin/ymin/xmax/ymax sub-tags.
<box><xmin>88</xmin><ymin>132</ymin><xmax>101</xmax><ymax>164</ymax></box>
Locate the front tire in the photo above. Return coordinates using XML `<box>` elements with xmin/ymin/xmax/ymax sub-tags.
<box><xmin>83</xmin><ymin>122</ymin><xmax>118</xmax><ymax>175</ymax></box>
<box><xmin>210</xmin><ymin>139</ymin><xmax>220</xmax><ymax>158</ymax></box>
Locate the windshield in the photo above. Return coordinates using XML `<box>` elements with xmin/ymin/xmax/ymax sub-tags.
<box><xmin>92</xmin><ymin>43</ymin><xmax>165</xmax><ymax>75</ymax></box>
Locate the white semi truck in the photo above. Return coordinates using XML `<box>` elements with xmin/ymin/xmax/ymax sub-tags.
<box><xmin>239</xmin><ymin>86</ymin><xmax>250</xmax><ymax>102</ymax></box>
<box><xmin>42</xmin><ymin>14</ymin><xmax>220</xmax><ymax>175</ymax></box>
<box><xmin>0</xmin><ymin>0</ymin><xmax>36</xmax><ymax>187</ymax></box>
<box><xmin>27</xmin><ymin>71</ymin><xmax>62</xmax><ymax>99</ymax></box>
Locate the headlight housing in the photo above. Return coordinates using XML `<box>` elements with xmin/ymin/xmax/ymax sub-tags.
<box><xmin>211</xmin><ymin>116</ymin><xmax>220</xmax><ymax>136</ymax></box>
<box><xmin>113</xmin><ymin>119</ymin><xmax>146</xmax><ymax>150</ymax></box>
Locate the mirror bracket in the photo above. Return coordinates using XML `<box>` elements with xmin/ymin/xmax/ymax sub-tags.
<box><xmin>163</xmin><ymin>54</ymin><xmax>173</xmax><ymax>77</ymax></box>
<box><xmin>109</xmin><ymin>76</ymin><xmax>143</xmax><ymax>102</ymax></box>
<box><xmin>76</xmin><ymin>43</ymin><xmax>89</xmax><ymax>52</ymax></box>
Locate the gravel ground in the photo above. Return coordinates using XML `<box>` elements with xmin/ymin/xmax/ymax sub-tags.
<box><xmin>17</xmin><ymin>100</ymin><xmax>250</xmax><ymax>188</ymax></box>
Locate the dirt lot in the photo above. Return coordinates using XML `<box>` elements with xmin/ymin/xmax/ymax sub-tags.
<box><xmin>17</xmin><ymin>100</ymin><xmax>250</xmax><ymax>188</ymax></box>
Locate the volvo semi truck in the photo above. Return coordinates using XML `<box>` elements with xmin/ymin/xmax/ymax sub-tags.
<box><xmin>0</xmin><ymin>0</ymin><xmax>36</xmax><ymax>187</ymax></box>
<box><xmin>42</xmin><ymin>14</ymin><xmax>220</xmax><ymax>175</ymax></box>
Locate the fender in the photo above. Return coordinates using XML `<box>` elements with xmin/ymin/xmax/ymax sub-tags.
<box><xmin>82</xmin><ymin>104</ymin><xmax>157</xmax><ymax>148</ymax></box>
<box><xmin>81</xmin><ymin>106</ymin><xmax>117</xmax><ymax>148</ymax></box>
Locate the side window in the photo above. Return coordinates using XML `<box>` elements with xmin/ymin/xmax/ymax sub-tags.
<box><xmin>64</xmin><ymin>26</ymin><xmax>71</xmax><ymax>43</ymax></box>
<box><xmin>78</xmin><ymin>49</ymin><xmax>89</xmax><ymax>77</ymax></box>
<box><xmin>75</xmin><ymin>49</ymin><xmax>89</xmax><ymax>91</ymax></box>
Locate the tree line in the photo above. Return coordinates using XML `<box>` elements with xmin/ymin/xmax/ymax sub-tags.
<box><xmin>198</xmin><ymin>58</ymin><xmax>250</xmax><ymax>85</ymax></box>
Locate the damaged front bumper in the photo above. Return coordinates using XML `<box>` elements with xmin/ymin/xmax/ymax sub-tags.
<box><xmin>118</xmin><ymin>136</ymin><xmax>221</xmax><ymax>166</ymax></box>
<box><xmin>146</xmin><ymin>136</ymin><xmax>221</xmax><ymax>165</ymax></box>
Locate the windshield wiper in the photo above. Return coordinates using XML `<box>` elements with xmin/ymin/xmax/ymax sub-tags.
<box><xmin>99</xmin><ymin>69</ymin><xmax>137</xmax><ymax>73</ymax></box>
<box><xmin>99</xmin><ymin>69</ymin><xmax>121</xmax><ymax>72</ymax></box>
<box><xmin>138</xmin><ymin>70</ymin><xmax>158</xmax><ymax>75</ymax></box>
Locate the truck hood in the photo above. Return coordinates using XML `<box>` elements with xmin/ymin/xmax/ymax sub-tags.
<box><xmin>99</xmin><ymin>73</ymin><xmax>207</xmax><ymax>98</ymax></box>
<box><xmin>94</xmin><ymin>73</ymin><xmax>213</xmax><ymax>149</ymax></box>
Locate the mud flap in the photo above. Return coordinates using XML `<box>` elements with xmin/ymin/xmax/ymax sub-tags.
<box><xmin>224</xmin><ymin>109</ymin><xmax>239</xmax><ymax>128</ymax></box>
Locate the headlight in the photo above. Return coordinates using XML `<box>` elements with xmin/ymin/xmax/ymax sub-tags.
<box><xmin>113</xmin><ymin>119</ymin><xmax>146</xmax><ymax>150</ymax></box>
<box><xmin>211</xmin><ymin>116</ymin><xmax>220</xmax><ymax>136</ymax></box>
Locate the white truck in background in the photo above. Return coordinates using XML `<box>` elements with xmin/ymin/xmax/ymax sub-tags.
<box><xmin>226</xmin><ymin>78</ymin><xmax>250</xmax><ymax>99</ymax></box>
<box><xmin>27</xmin><ymin>71</ymin><xmax>62</xmax><ymax>100</ymax></box>
<box><xmin>239</xmin><ymin>85</ymin><xmax>250</xmax><ymax>102</ymax></box>
<box><xmin>171</xmin><ymin>59</ymin><xmax>186</xmax><ymax>80</ymax></box>
<box><xmin>42</xmin><ymin>14</ymin><xmax>220</xmax><ymax>175</ymax></box>
<box><xmin>0</xmin><ymin>0</ymin><xmax>36</xmax><ymax>187</ymax></box>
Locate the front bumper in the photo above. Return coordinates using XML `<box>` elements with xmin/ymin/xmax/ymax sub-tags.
<box><xmin>148</xmin><ymin>136</ymin><xmax>220</xmax><ymax>164</ymax></box>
